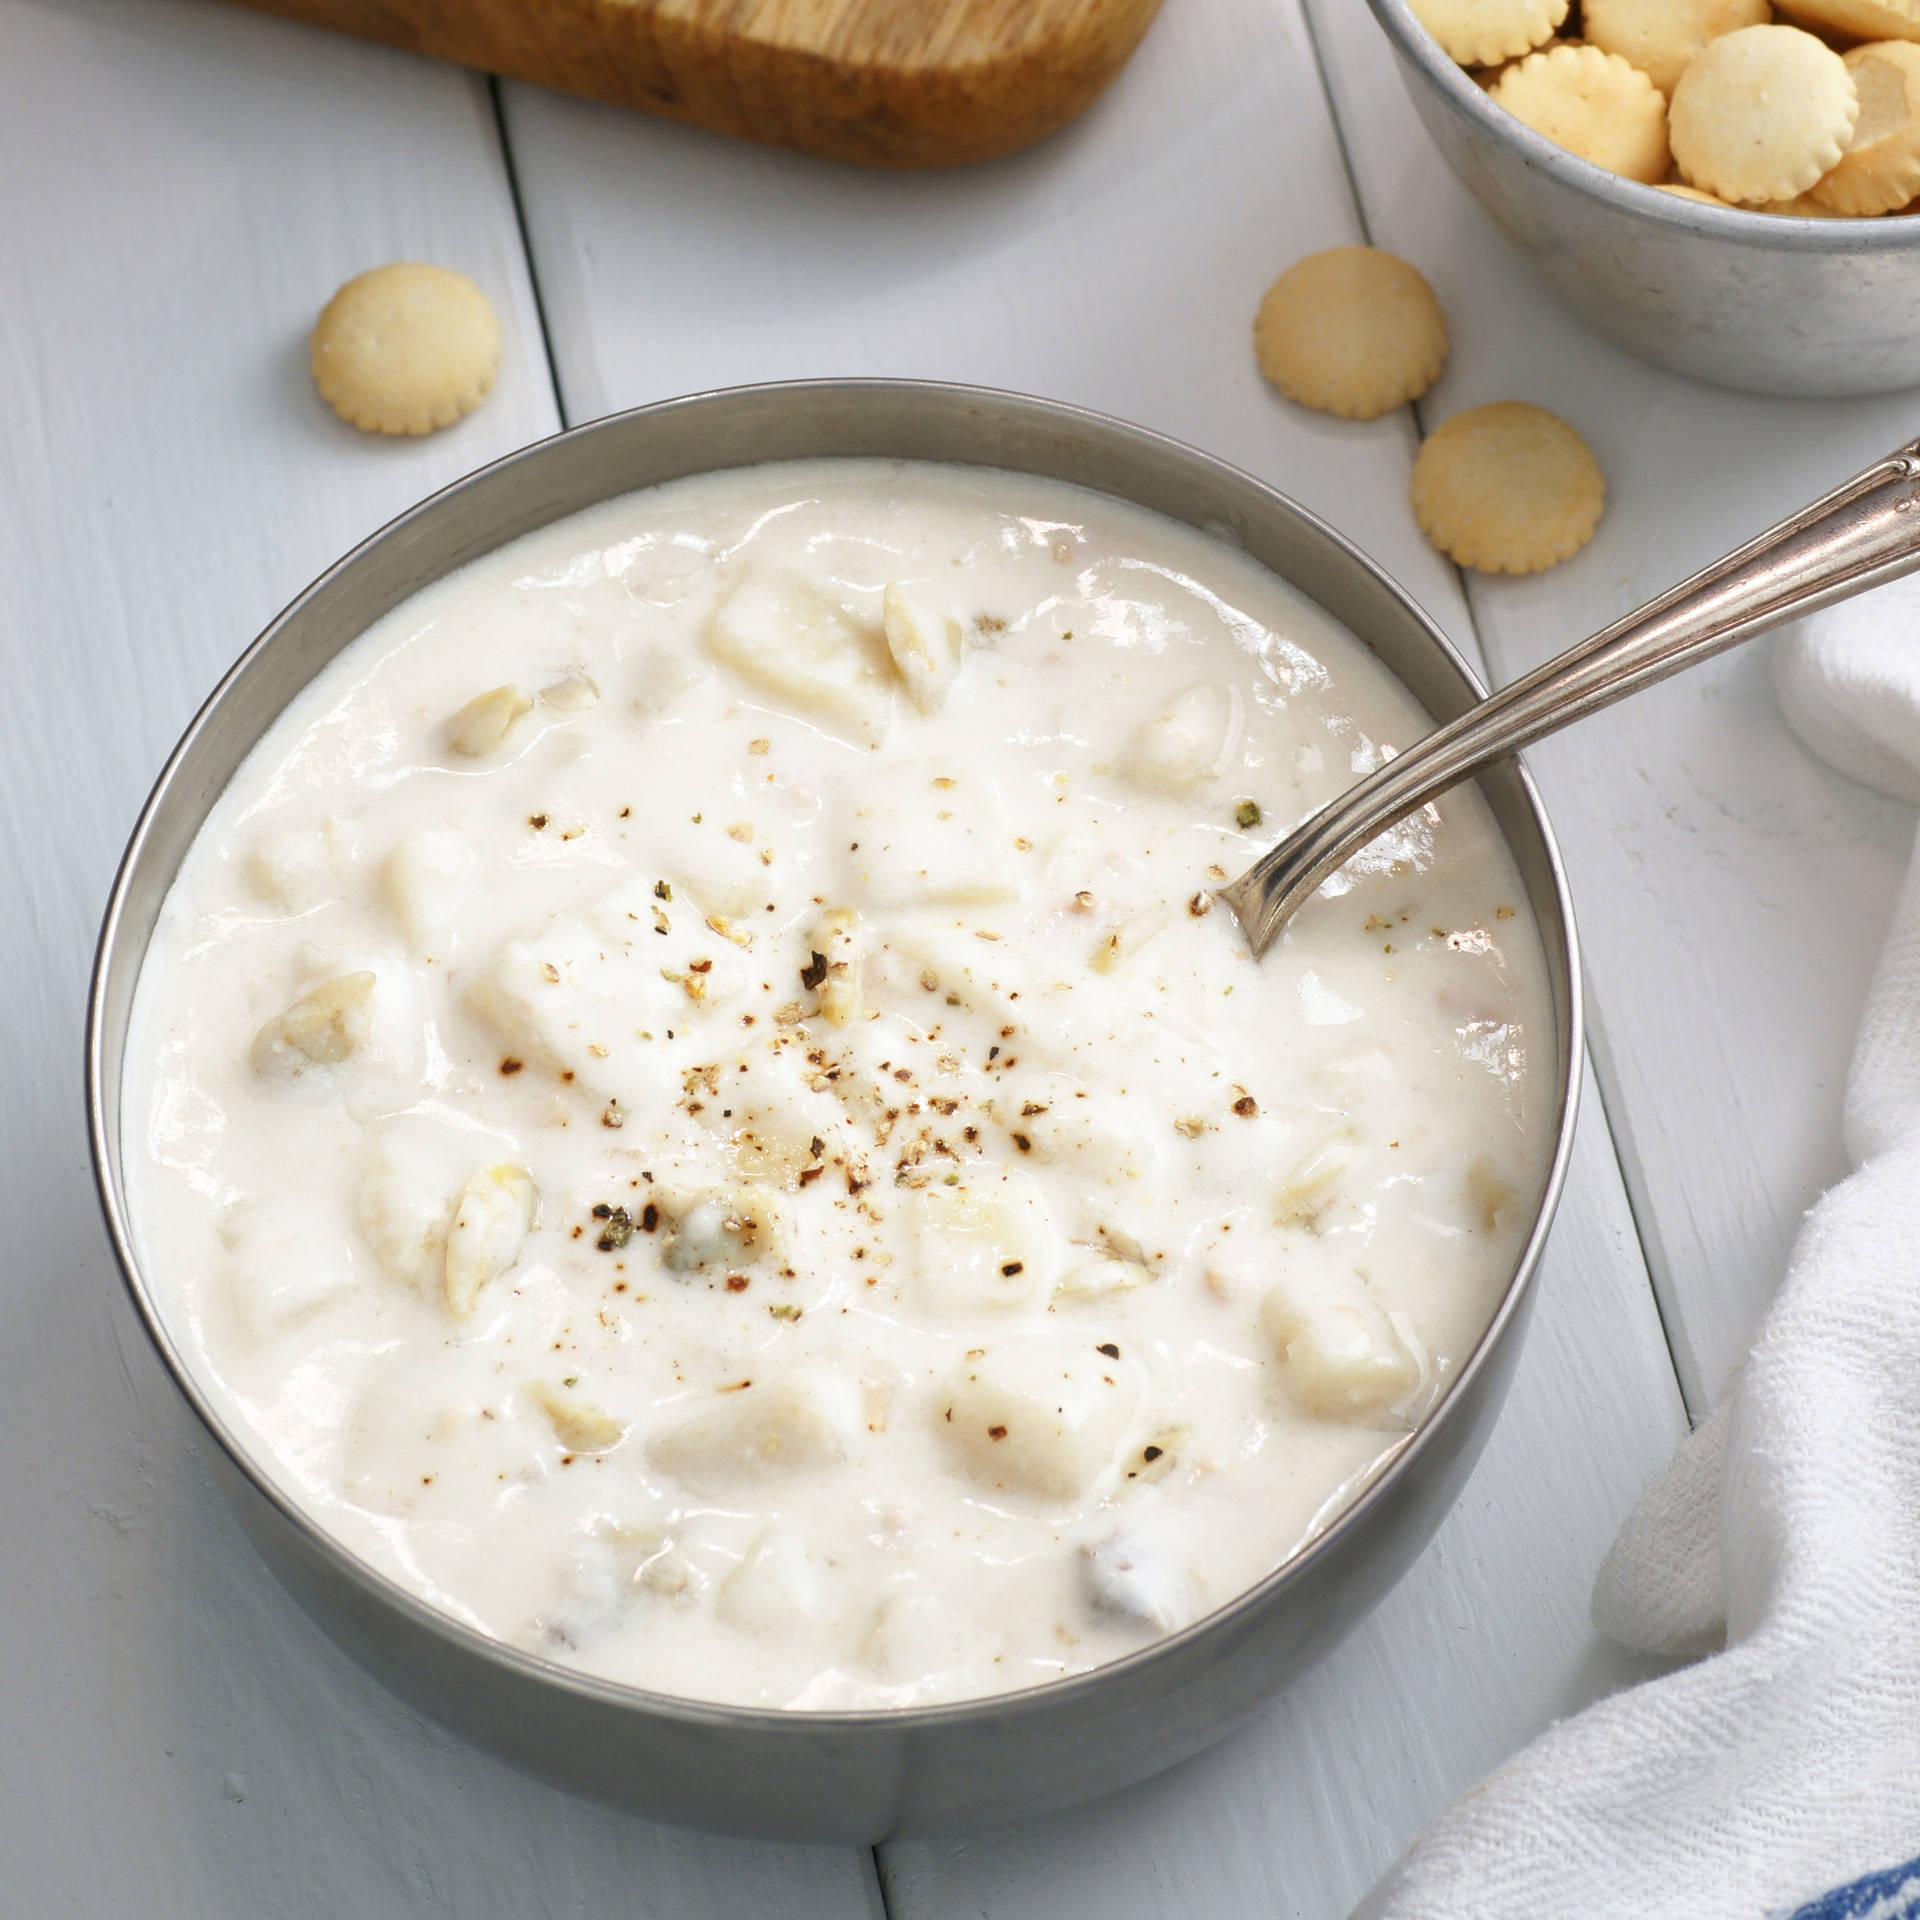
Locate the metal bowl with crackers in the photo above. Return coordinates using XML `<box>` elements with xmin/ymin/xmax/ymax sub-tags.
<box><xmin>87</xmin><ymin>379</ymin><xmax>1583</xmax><ymax>1840</ymax></box>
<box><xmin>1367</xmin><ymin>0</ymin><xmax>1920</xmax><ymax>397</ymax></box>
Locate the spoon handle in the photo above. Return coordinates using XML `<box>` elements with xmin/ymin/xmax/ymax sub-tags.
<box><xmin>1218</xmin><ymin>436</ymin><xmax>1920</xmax><ymax>958</ymax></box>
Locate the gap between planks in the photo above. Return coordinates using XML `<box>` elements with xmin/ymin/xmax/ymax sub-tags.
<box><xmin>489</xmin><ymin>72</ymin><xmax>572</xmax><ymax>429</ymax></box>
<box><xmin>488</xmin><ymin>68</ymin><xmax>909</xmax><ymax>1920</ymax></box>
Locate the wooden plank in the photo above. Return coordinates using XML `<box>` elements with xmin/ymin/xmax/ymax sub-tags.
<box><xmin>0</xmin><ymin>4</ymin><xmax>874</xmax><ymax>1914</ymax></box>
<box><xmin>499</xmin><ymin>0</ymin><xmax>1689</xmax><ymax>1908</ymax></box>
<box><xmin>217</xmin><ymin>0</ymin><xmax>1165</xmax><ymax>169</ymax></box>
<box><xmin>1302</xmin><ymin>0</ymin><xmax>1916</xmax><ymax>1413</ymax></box>
<box><xmin>497</xmin><ymin>0</ymin><xmax>1478</xmax><ymax>638</ymax></box>
<box><xmin>883</xmin><ymin>1070</ymin><xmax>1687</xmax><ymax>1920</ymax></box>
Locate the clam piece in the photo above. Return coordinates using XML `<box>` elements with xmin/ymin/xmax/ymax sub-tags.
<box><xmin>528</xmin><ymin>1382</ymin><xmax>627</xmax><ymax>1454</ymax></box>
<box><xmin>1274</xmin><ymin>1134</ymin><xmax>1358</xmax><ymax>1231</ymax></box>
<box><xmin>806</xmin><ymin>906</ymin><xmax>865</xmax><ymax>1028</ymax></box>
<box><xmin>1466</xmin><ymin>1153</ymin><xmax>1517</xmax><ymax>1231</ymax></box>
<box><xmin>446</xmin><ymin>683</ymin><xmax>532</xmax><ymax>756</ymax></box>
<box><xmin>1055</xmin><ymin>1255</ymin><xmax>1154</xmax><ymax>1302</ymax></box>
<box><xmin>249</xmin><ymin>971</ymin><xmax>376</xmax><ymax>1078</ymax></box>
<box><xmin>882</xmin><ymin>583</ymin><xmax>966</xmax><ymax>714</ymax></box>
<box><xmin>442</xmin><ymin>1162</ymin><xmax>537</xmax><ymax>1319</ymax></box>
<box><xmin>657</xmin><ymin>1183</ymin><xmax>790</xmax><ymax>1275</ymax></box>
<box><xmin>1089</xmin><ymin>911</ymin><xmax>1168</xmax><ymax>976</ymax></box>
<box><xmin>1081</xmin><ymin>1527</ymin><xmax>1195</xmax><ymax>1632</ymax></box>
<box><xmin>540</xmin><ymin>670</ymin><xmax>599</xmax><ymax>713</ymax></box>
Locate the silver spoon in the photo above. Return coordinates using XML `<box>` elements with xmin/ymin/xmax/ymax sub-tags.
<box><xmin>1217</xmin><ymin>436</ymin><xmax>1920</xmax><ymax>958</ymax></box>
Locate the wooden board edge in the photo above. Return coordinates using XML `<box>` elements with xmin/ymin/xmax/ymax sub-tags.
<box><xmin>214</xmin><ymin>0</ymin><xmax>1167</xmax><ymax>168</ymax></box>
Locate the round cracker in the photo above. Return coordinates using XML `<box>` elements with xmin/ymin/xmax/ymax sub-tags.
<box><xmin>1253</xmin><ymin>248</ymin><xmax>1449</xmax><ymax>422</ymax></box>
<box><xmin>1775</xmin><ymin>0</ymin><xmax>1920</xmax><ymax>44</ymax></box>
<box><xmin>1749</xmin><ymin>190</ymin><xmax>1867</xmax><ymax>214</ymax></box>
<box><xmin>1410</xmin><ymin>402</ymin><xmax>1605</xmax><ymax>575</ymax></box>
<box><xmin>1670</xmin><ymin>26</ymin><xmax>1860</xmax><ymax>204</ymax></box>
<box><xmin>1581</xmin><ymin>0</ymin><xmax>1771</xmax><ymax>96</ymax></box>
<box><xmin>1490</xmin><ymin>44</ymin><xmax>1672</xmax><ymax>182</ymax></box>
<box><xmin>1812</xmin><ymin>43</ymin><xmax>1920</xmax><ymax>215</ymax></box>
<box><xmin>1409</xmin><ymin>0</ymin><xmax>1569</xmax><ymax>68</ymax></box>
<box><xmin>1656</xmin><ymin>182</ymin><xmax>1736</xmax><ymax>203</ymax></box>
<box><xmin>311</xmin><ymin>263</ymin><xmax>502</xmax><ymax>436</ymax></box>
<box><xmin>1470</xmin><ymin>40</ymin><xmax>1575</xmax><ymax>90</ymax></box>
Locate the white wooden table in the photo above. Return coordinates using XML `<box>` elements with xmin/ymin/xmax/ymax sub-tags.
<box><xmin>1</xmin><ymin>0</ymin><xmax>1900</xmax><ymax>1910</ymax></box>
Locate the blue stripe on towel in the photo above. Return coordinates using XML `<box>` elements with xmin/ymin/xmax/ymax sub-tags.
<box><xmin>1781</xmin><ymin>1853</ymin><xmax>1920</xmax><ymax>1920</ymax></box>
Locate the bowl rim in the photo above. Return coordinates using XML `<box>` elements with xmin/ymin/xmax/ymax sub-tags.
<box><xmin>86</xmin><ymin>375</ymin><xmax>1583</xmax><ymax>1741</ymax></box>
<box><xmin>1365</xmin><ymin>0</ymin><xmax>1920</xmax><ymax>250</ymax></box>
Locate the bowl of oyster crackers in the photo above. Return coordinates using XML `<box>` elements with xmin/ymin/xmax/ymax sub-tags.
<box><xmin>1356</xmin><ymin>0</ymin><xmax>1920</xmax><ymax>395</ymax></box>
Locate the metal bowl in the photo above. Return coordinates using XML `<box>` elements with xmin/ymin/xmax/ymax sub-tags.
<box><xmin>87</xmin><ymin>379</ymin><xmax>1580</xmax><ymax>1842</ymax></box>
<box><xmin>1367</xmin><ymin>0</ymin><xmax>1920</xmax><ymax>397</ymax></box>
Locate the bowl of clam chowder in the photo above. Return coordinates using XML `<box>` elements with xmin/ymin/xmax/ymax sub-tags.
<box><xmin>89</xmin><ymin>380</ymin><xmax>1580</xmax><ymax>1840</ymax></box>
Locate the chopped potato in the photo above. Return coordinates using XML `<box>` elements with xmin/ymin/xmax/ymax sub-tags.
<box><xmin>245</xmin><ymin>817</ymin><xmax>349</xmax><ymax>914</ymax></box>
<box><xmin>648</xmin><ymin>1371</ymin><xmax>859</xmax><ymax>1492</ymax></box>
<box><xmin>938</xmin><ymin>1341</ymin><xmax>1147</xmax><ymax>1500</ymax></box>
<box><xmin>354</xmin><ymin>1131</ymin><xmax>457</xmax><ymax>1290</ymax></box>
<box><xmin>717</xmin><ymin>1528</ymin><xmax>821</xmax><ymax>1633</ymax></box>
<box><xmin>905</xmin><ymin>1171</ymin><xmax>1058</xmax><ymax>1316</ymax></box>
<box><xmin>385</xmin><ymin>826</ymin><xmax>480</xmax><ymax>950</ymax></box>
<box><xmin>844</xmin><ymin>763</ymin><xmax>1022</xmax><ymax>908</ymax></box>
<box><xmin>467</xmin><ymin>875</ymin><xmax>748</xmax><ymax>1091</ymax></box>
<box><xmin>1124</xmin><ymin>682</ymin><xmax>1242</xmax><ymax>793</ymax></box>
<box><xmin>864</xmin><ymin>1591</ymin><xmax>973</xmax><ymax>1680</ymax></box>
<box><xmin>1009</xmin><ymin>1082</ymin><xmax>1155</xmax><ymax>1186</ymax></box>
<box><xmin>222</xmin><ymin>1201</ymin><xmax>358</xmax><ymax>1336</ymax></box>
<box><xmin>1262</xmin><ymin>1274</ymin><xmax>1423</xmax><ymax>1421</ymax></box>
<box><xmin>708</xmin><ymin>574</ymin><xmax>893</xmax><ymax>746</ymax></box>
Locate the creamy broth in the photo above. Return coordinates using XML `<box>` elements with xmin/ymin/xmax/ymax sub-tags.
<box><xmin>124</xmin><ymin>459</ymin><xmax>1552</xmax><ymax>1709</ymax></box>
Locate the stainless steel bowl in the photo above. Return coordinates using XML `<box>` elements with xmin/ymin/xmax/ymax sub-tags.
<box><xmin>87</xmin><ymin>379</ymin><xmax>1581</xmax><ymax>1842</ymax></box>
<box><xmin>1367</xmin><ymin>0</ymin><xmax>1920</xmax><ymax>397</ymax></box>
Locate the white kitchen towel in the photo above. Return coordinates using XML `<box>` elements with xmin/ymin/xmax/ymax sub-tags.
<box><xmin>1356</xmin><ymin>571</ymin><xmax>1920</xmax><ymax>1920</ymax></box>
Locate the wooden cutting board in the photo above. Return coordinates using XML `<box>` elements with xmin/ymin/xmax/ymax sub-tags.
<box><xmin>222</xmin><ymin>0</ymin><xmax>1166</xmax><ymax>167</ymax></box>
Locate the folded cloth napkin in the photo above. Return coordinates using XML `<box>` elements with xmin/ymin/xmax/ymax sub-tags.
<box><xmin>1355</xmin><ymin>573</ymin><xmax>1920</xmax><ymax>1920</ymax></box>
